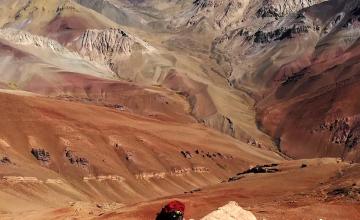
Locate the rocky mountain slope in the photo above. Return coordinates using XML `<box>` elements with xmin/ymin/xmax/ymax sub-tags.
<box><xmin>161</xmin><ymin>0</ymin><xmax>360</xmax><ymax>162</ymax></box>
<box><xmin>0</xmin><ymin>0</ymin><xmax>282</xmax><ymax>218</ymax></box>
<box><xmin>0</xmin><ymin>0</ymin><xmax>360</xmax><ymax>219</ymax></box>
<box><xmin>0</xmin><ymin>91</ymin><xmax>280</xmax><ymax>213</ymax></box>
<box><xmin>252</xmin><ymin>0</ymin><xmax>360</xmax><ymax>162</ymax></box>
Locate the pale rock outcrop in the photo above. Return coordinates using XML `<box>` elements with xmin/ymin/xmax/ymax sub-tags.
<box><xmin>170</xmin><ymin>168</ymin><xmax>194</xmax><ymax>176</ymax></box>
<box><xmin>176</xmin><ymin>0</ymin><xmax>325</xmax><ymax>31</ymax></box>
<box><xmin>73</xmin><ymin>28</ymin><xmax>157</xmax><ymax>73</ymax></box>
<box><xmin>0</xmin><ymin>28</ymin><xmax>157</xmax><ymax>79</ymax></box>
<box><xmin>83</xmin><ymin>175</ymin><xmax>125</xmax><ymax>182</ymax></box>
<box><xmin>135</xmin><ymin>172</ymin><xmax>167</xmax><ymax>181</ymax></box>
<box><xmin>186</xmin><ymin>0</ymin><xmax>250</xmax><ymax>30</ymax></box>
<box><xmin>201</xmin><ymin>201</ymin><xmax>257</xmax><ymax>220</ymax></box>
<box><xmin>0</xmin><ymin>28</ymin><xmax>78</xmax><ymax>57</ymax></box>
<box><xmin>0</xmin><ymin>28</ymin><xmax>113</xmax><ymax>77</ymax></box>
<box><xmin>2</xmin><ymin>176</ymin><xmax>43</xmax><ymax>184</ymax></box>
<box><xmin>192</xmin><ymin>166</ymin><xmax>210</xmax><ymax>173</ymax></box>
<box><xmin>257</xmin><ymin>0</ymin><xmax>327</xmax><ymax>18</ymax></box>
<box><xmin>170</xmin><ymin>167</ymin><xmax>210</xmax><ymax>176</ymax></box>
<box><xmin>77</xmin><ymin>29</ymin><xmax>135</xmax><ymax>63</ymax></box>
<box><xmin>45</xmin><ymin>179</ymin><xmax>64</xmax><ymax>184</ymax></box>
<box><xmin>0</xmin><ymin>138</ymin><xmax>10</xmax><ymax>148</ymax></box>
<box><xmin>96</xmin><ymin>175</ymin><xmax>125</xmax><ymax>182</ymax></box>
<box><xmin>135</xmin><ymin>166</ymin><xmax>210</xmax><ymax>181</ymax></box>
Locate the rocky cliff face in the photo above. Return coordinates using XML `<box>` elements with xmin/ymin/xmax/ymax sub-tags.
<box><xmin>0</xmin><ymin>28</ymin><xmax>76</xmax><ymax>56</ymax></box>
<box><xmin>211</xmin><ymin>0</ymin><xmax>357</xmax><ymax>89</ymax></box>
<box><xmin>0</xmin><ymin>28</ymin><xmax>117</xmax><ymax>80</ymax></box>
<box><xmin>256</xmin><ymin>0</ymin><xmax>326</xmax><ymax>18</ymax></box>
<box><xmin>175</xmin><ymin>0</ymin><xmax>249</xmax><ymax>31</ymax></box>
<box><xmin>172</xmin><ymin>0</ymin><xmax>326</xmax><ymax>32</ymax></box>
<box><xmin>254</xmin><ymin>0</ymin><xmax>360</xmax><ymax>162</ymax></box>
<box><xmin>71</xmin><ymin>28</ymin><xmax>156</xmax><ymax>76</ymax></box>
<box><xmin>75</xmin><ymin>29</ymin><xmax>136</xmax><ymax>65</ymax></box>
<box><xmin>0</xmin><ymin>28</ymin><xmax>154</xmax><ymax>79</ymax></box>
<box><xmin>177</xmin><ymin>0</ymin><xmax>360</xmax><ymax>162</ymax></box>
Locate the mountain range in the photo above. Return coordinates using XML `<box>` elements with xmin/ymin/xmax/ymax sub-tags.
<box><xmin>0</xmin><ymin>0</ymin><xmax>359</xmax><ymax>219</ymax></box>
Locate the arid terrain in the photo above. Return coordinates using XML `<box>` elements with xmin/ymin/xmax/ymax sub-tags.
<box><xmin>0</xmin><ymin>0</ymin><xmax>359</xmax><ymax>219</ymax></box>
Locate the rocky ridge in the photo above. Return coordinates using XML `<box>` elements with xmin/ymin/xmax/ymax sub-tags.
<box><xmin>73</xmin><ymin>28</ymin><xmax>156</xmax><ymax>71</ymax></box>
<box><xmin>0</xmin><ymin>27</ymin><xmax>157</xmax><ymax>80</ymax></box>
<box><xmin>0</xmin><ymin>27</ymin><xmax>115</xmax><ymax>77</ymax></box>
<box><xmin>256</xmin><ymin>0</ymin><xmax>327</xmax><ymax>18</ymax></box>
<box><xmin>0</xmin><ymin>28</ymin><xmax>78</xmax><ymax>57</ymax></box>
<box><xmin>211</xmin><ymin>0</ymin><xmax>360</xmax><ymax>89</ymax></box>
<box><xmin>172</xmin><ymin>0</ymin><xmax>327</xmax><ymax>32</ymax></box>
<box><xmin>189</xmin><ymin>0</ymin><xmax>247</xmax><ymax>29</ymax></box>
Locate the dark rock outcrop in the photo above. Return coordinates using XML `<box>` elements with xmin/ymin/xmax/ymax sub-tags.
<box><xmin>0</xmin><ymin>156</ymin><xmax>11</xmax><ymax>165</ymax></box>
<box><xmin>31</xmin><ymin>148</ymin><xmax>51</xmax><ymax>162</ymax></box>
<box><xmin>184</xmin><ymin>188</ymin><xmax>201</xmax><ymax>194</ymax></box>
<box><xmin>314</xmin><ymin>118</ymin><xmax>360</xmax><ymax>149</ymax></box>
<box><xmin>228</xmin><ymin>175</ymin><xmax>245</xmax><ymax>182</ymax></box>
<box><xmin>343</xmin><ymin>6</ymin><xmax>360</xmax><ymax>28</ymax></box>
<box><xmin>281</xmin><ymin>72</ymin><xmax>305</xmax><ymax>86</ymax></box>
<box><xmin>238</xmin><ymin>164</ymin><xmax>279</xmax><ymax>175</ymax></box>
<box><xmin>253</xmin><ymin>25</ymin><xmax>310</xmax><ymax>44</ymax></box>
<box><xmin>345</xmin><ymin>126</ymin><xmax>360</xmax><ymax>149</ymax></box>
<box><xmin>180</xmin><ymin>150</ymin><xmax>192</xmax><ymax>159</ymax></box>
<box><xmin>64</xmin><ymin>148</ymin><xmax>89</xmax><ymax>166</ymax></box>
<box><xmin>327</xmin><ymin>186</ymin><xmax>360</xmax><ymax>201</ymax></box>
<box><xmin>194</xmin><ymin>149</ymin><xmax>232</xmax><ymax>160</ymax></box>
<box><xmin>256</xmin><ymin>6</ymin><xmax>281</xmax><ymax>19</ymax></box>
<box><xmin>228</xmin><ymin>163</ymin><xmax>279</xmax><ymax>182</ymax></box>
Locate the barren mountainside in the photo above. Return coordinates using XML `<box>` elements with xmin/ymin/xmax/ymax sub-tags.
<box><xmin>0</xmin><ymin>0</ymin><xmax>359</xmax><ymax>219</ymax></box>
